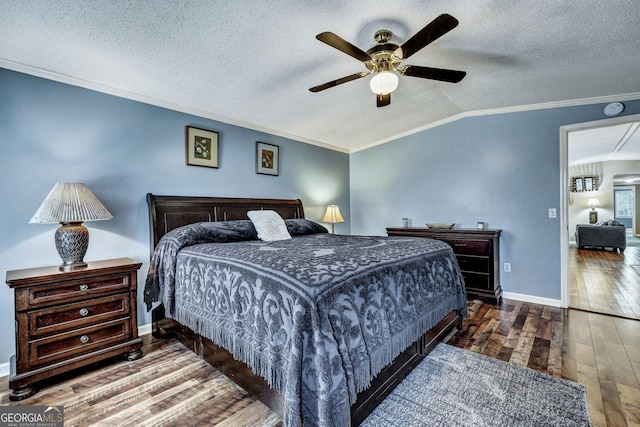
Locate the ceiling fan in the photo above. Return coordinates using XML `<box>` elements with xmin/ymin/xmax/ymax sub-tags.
<box><xmin>309</xmin><ymin>14</ymin><xmax>466</xmax><ymax>107</ymax></box>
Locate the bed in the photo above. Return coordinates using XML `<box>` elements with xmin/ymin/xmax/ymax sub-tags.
<box><xmin>143</xmin><ymin>193</ymin><xmax>467</xmax><ymax>426</ymax></box>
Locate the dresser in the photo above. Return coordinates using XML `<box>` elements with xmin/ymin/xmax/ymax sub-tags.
<box><xmin>6</xmin><ymin>258</ymin><xmax>143</xmax><ymax>401</ymax></box>
<box><xmin>386</xmin><ymin>227</ymin><xmax>502</xmax><ymax>304</ymax></box>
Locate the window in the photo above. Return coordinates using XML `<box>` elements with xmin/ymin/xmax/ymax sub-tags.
<box><xmin>615</xmin><ymin>189</ymin><xmax>634</xmax><ymax>218</ymax></box>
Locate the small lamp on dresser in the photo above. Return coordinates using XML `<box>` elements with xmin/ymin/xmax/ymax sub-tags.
<box><xmin>322</xmin><ymin>204</ymin><xmax>345</xmax><ymax>234</ymax></box>
<box><xmin>29</xmin><ymin>182</ymin><xmax>113</xmax><ymax>271</ymax></box>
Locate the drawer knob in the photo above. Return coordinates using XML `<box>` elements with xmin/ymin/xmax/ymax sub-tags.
<box><xmin>79</xmin><ymin>308</ymin><xmax>89</xmax><ymax>317</ymax></box>
<box><xmin>79</xmin><ymin>284</ymin><xmax>89</xmax><ymax>291</ymax></box>
<box><xmin>80</xmin><ymin>335</ymin><xmax>90</xmax><ymax>344</ymax></box>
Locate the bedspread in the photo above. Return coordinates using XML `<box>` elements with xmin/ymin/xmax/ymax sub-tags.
<box><xmin>145</xmin><ymin>224</ymin><xmax>466</xmax><ymax>426</ymax></box>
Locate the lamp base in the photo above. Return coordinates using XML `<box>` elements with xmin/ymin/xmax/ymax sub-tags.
<box><xmin>55</xmin><ymin>222</ymin><xmax>89</xmax><ymax>271</ymax></box>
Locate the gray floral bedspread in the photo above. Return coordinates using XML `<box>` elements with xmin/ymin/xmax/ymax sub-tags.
<box><xmin>144</xmin><ymin>220</ymin><xmax>467</xmax><ymax>427</ymax></box>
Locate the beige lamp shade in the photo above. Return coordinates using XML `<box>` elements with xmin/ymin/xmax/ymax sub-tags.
<box><xmin>322</xmin><ymin>204</ymin><xmax>345</xmax><ymax>234</ymax></box>
<box><xmin>30</xmin><ymin>183</ymin><xmax>113</xmax><ymax>224</ymax></box>
<box><xmin>587</xmin><ymin>198</ymin><xmax>601</xmax><ymax>209</ymax></box>
<box><xmin>30</xmin><ymin>183</ymin><xmax>112</xmax><ymax>271</ymax></box>
<box><xmin>322</xmin><ymin>204</ymin><xmax>345</xmax><ymax>224</ymax></box>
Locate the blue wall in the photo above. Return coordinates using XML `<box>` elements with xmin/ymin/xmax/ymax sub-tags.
<box><xmin>0</xmin><ymin>68</ymin><xmax>350</xmax><ymax>366</ymax></box>
<box><xmin>350</xmin><ymin>101</ymin><xmax>640</xmax><ymax>301</ymax></box>
<box><xmin>3</xmin><ymin>64</ymin><xmax>640</xmax><ymax>370</ymax></box>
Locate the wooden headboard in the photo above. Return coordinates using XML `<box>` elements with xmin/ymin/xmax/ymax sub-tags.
<box><xmin>146</xmin><ymin>193</ymin><xmax>304</xmax><ymax>251</ymax></box>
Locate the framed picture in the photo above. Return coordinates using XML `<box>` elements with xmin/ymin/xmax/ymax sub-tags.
<box><xmin>571</xmin><ymin>175</ymin><xmax>599</xmax><ymax>192</ymax></box>
<box><xmin>573</xmin><ymin>177</ymin><xmax>584</xmax><ymax>192</ymax></box>
<box><xmin>185</xmin><ymin>126</ymin><xmax>219</xmax><ymax>168</ymax></box>
<box><xmin>256</xmin><ymin>142</ymin><xmax>279</xmax><ymax>176</ymax></box>
<box><xmin>584</xmin><ymin>177</ymin><xmax>594</xmax><ymax>192</ymax></box>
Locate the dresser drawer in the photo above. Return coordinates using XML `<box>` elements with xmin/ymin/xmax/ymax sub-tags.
<box><xmin>455</xmin><ymin>255</ymin><xmax>490</xmax><ymax>273</ymax></box>
<box><xmin>461</xmin><ymin>272</ymin><xmax>492</xmax><ymax>292</ymax></box>
<box><xmin>28</xmin><ymin>293</ymin><xmax>130</xmax><ymax>338</ymax></box>
<box><xmin>446</xmin><ymin>239</ymin><xmax>491</xmax><ymax>256</ymax></box>
<box><xmin>29</xmin><ymin>318</ymin><xmax>131</xmax><ymax>368</ymax></box>
<box><xmin>25</xmin><ymin>273</ymin><xmax>130</xmax><ymax>309</ymax></box>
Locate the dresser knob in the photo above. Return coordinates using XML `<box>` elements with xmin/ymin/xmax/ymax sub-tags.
<box><xmin>80</xmin><ymin>335</ymin><xmax>90</xmax><ymax>344</ymax></box>
<box><xmin>79</xmin><ymin>308</ymin><xmax>89</xmax><ymax>316</ymax></box>
<box><xmin>79</xmin><ymin>284</ymin><xmax>89</xmax><ymax>291</ymax></box>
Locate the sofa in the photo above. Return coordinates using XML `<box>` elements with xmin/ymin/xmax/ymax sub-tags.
<box><xmin>575</xmin><ymin>220</ymin><xmax>626</xmax><ymax>252</ymax></box>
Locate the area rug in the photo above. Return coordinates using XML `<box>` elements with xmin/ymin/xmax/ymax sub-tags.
<box><xmin>362</xmin><ymin>343</ymin><xmax>591</xmax><ymax>427</ymax></box>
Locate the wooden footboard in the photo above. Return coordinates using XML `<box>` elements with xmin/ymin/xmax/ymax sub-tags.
<box><xmin>153</xmin><ymin>305</ymin><xmax>461</xmax><ymax>426</ymax></box>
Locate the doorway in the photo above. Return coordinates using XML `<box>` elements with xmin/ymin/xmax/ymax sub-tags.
<box><xmin>560</xmin><ymin>113</ymin><xmax>640</xmax><ymax>319</ymax></box>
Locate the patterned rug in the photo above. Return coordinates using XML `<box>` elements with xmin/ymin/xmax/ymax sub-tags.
<box><xmin>362</xmin><ymin>343</ymin><xmax>591</xmax><ymax>427</ymax></box>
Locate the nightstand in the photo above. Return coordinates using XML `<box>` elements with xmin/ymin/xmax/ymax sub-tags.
<box><xmin>6</xmin><ymin>258</ymin><xmax>143</xmax><ymax>401</ymax></box>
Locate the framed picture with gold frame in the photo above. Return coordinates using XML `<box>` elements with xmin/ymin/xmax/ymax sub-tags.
<box><xmin>256</xmin><ymin>142</ymin><xmax>279</xmax><ymax>176</ymax></box>
<box><xmin>185</xmin><ymin>126</ymin><xmax>219</xmax><ymax>168</ymax></box>
<box><xmin>571</xmin><ymin>175</ymin><xmax>599</xmax><ymax>192</ymax></box>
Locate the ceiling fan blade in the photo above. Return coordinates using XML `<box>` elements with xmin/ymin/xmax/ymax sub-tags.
<box><xmin>400</xmin><ymin>14</ymin><xmax>459</xmax><ymax>60</ymax></box>
<box><xmin>401</xmin><ymin>65</ymin><xmax>466</xmax><ymax>83</ymax></box>
<box><xmin>309</xmin><ymin>72</ymin><xmax>368</xmax><ymax>92</ymax></box>
<box><xmin>376</xmin><ymin>93</ymin><xmax>391</xmax><ymax>107</ymax></box>
<box><xmin>316</xmin><ymin>32</ymin><xmax>371</xmax><ymax>62</ymax></box>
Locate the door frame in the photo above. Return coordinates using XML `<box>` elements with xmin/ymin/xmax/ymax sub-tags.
<box><xmin>559</xmin><ymin>112</ymin><xmax>640</xmax><ymax>308</ymax></box>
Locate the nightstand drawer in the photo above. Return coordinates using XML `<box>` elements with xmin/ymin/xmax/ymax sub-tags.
<box><xmin>455</xmin><ymin>255</ymin><xmax>490</xmax><ymax>273</ymax></box>
<box><xmin>446</xmin><ymin>239</ymin><xmax>490</xmax><ymax>256</ymax></box>
<box><xmin>29</xmin><ymin>317</ymin><xmax>131</xmax><ymax>368</ymax></box>
<box><xmin>29</xmin><ymin>293</ymin><xmax>130</xmax><ymax>337</ymax></box>
<box><xmin>25</xmin><ymin>273</ymin><xmax>130</xmax><ymax>309</ymax></box>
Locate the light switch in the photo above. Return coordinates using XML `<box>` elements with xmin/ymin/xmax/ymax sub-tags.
<box><xmin>548</xmin><ymin>208</ymin><xmax>557</xmax><ymax>218</ymax></box>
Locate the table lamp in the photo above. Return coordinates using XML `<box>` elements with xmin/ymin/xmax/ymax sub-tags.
<box><xmin>322</xmin><ymin>204</ymin><xmax>345</xmax><ymax>234</ymax></box>
<box><xmin>30</xmin><ymin>183</ymin><xmax>113</xmax><ymax>271</ymax></box>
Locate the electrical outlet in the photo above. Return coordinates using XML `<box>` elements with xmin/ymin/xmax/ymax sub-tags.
<box><xmin>548</xmin><ymin>208</ymin><xmax>557</xmax><ymax>218</ymax></box>
<box><xmin>504</xmin><ymin>262</ymin><xmax>511</xmax><ymax>272</ymax></box>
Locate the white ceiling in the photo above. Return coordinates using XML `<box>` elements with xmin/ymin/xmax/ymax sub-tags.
<box><xmin>569</xmin><ymin>120</ymin><xmax>640</xmax><ymax>166</ymax></box>
<box><xmin>1</xmin><ymin>1</ymin><xmax>640</xmax><ymax>153</ymax></box>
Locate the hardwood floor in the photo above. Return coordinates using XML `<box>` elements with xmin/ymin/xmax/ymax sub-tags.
<box><xmin>570</xmin><ymin>245</ymin><xmax>640</xmax><ymax>319</ymax></box>
<box><xmin>0</xmin><ymin>334</ymin><xmax>281</xmax><ymax>427</ymax></box>
<box><xmin>3</xmin><ymin>300</ymin><xmax>638</xmax><ymax>426</ymax></box>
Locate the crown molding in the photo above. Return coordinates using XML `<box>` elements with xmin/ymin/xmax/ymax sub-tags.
<box><xmin>0</xmin><ymin>59</ymin><xmax>349</xmax><ymax>154</ymax></box>
<box><xmin>352</xmin><ymin>92</ymin><xmax>640</xmax><ymax>153</ymax></box>
<box><xmin>3</xmin><ymin>58</ymin><xmax>638</xmax><ymax>155</ymax></box>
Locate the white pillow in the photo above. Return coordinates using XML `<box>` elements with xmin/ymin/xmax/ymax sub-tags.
<box><xmin>247</xmin><ymin>210</ymin><xmax>292</xmax><ymax>242</ymax></box>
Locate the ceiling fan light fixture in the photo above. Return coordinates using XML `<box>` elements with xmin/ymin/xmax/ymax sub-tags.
<box><xmin>369</xmin><ymin>71</ymin><xmax>398</xmax><ymax>95</ymax></box>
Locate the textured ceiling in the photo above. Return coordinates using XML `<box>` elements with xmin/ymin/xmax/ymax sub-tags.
<box><xmin>1</xmin><ymin>1</ymin><xmax>640</xmax><ymax>152</ymax></box>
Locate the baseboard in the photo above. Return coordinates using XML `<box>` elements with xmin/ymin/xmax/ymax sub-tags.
<box><xmin>1</xmin><ymin>323</ymin><xmax>154</xmax><ymax>380</ymax></box>
<box><xmin>139</xmin><ymin>322</ymin><xmax>153</xmax><ymax>337</ymax></box>
<box><xmin>503</xmin><ymin>292</ymin><xmax>564</xmax><ymax>308</ymax></box>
